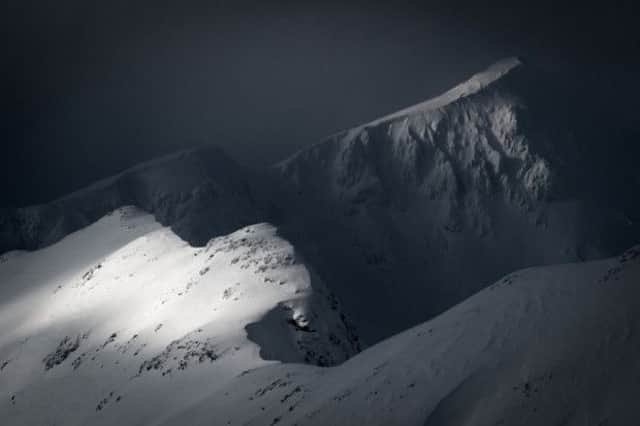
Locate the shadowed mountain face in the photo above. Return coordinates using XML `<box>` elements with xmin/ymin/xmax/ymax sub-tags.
<box><xmin>0</xmin><ymin>147</ymin><xmax>268</xmax><ymax>254</ymax></box>
<box><xmin>271</xmin><ymin>58</ymin><xmax>640</xmax><ymax>341</ymax></box>
<box><xmin>1</xmin><ymin>59</ymin><xmax>639</xmax><ymax>344</ymax></box>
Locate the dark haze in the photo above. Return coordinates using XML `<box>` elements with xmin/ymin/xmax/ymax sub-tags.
<box><xmin>2</xmin><ymin>0</ymin><xmax>639</xmax><ymax>206</ymax></box>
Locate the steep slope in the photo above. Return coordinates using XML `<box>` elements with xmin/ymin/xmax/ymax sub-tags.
<box><xmin>0</xmin><ymin>207</ymin><xmax>359</xmax><ymax>425</ymax></box>
<box><xmin>274</xmin><ymin>57</ymin><xmax>640</xmax><ymax>342</ymax></box>
<box><xmin>161</xmin><ymin>245</ymin><xmax>640</xmax><ymax>426</ymax></box>
<box><xmin>0</xmin><ymin>145</ymin><xmax>266</xmax><ymax>253</ymax></box>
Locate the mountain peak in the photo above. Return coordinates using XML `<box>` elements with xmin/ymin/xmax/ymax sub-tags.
<box><xmin>277</xmin><ymin>57</ymin><xmax>525</xmax><ymax>168</ymax></box>
<box><xmin>361</xmin><ymin>56</ymin><xmax>524</xmax><ymax>128</ymax></box>
<box><xmin>483</xmin><ymin>56</ymin><xmax>524</xmax><ymax>75</ymax></box>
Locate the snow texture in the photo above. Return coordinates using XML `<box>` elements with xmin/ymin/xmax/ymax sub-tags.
<box><xmin>0</xmin><ymin>208</ymin><xmax>358</xmax><ymax>425</ymax></box>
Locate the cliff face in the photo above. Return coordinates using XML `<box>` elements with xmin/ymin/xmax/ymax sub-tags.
<box><xmin>273</xmin><ymin>58</ymin><xmax>639</xmax><ymax>341</ymax></box>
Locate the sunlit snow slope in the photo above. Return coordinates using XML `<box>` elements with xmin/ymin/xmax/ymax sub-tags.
<box><xmin>0</xmin><ymin>207</ymin><xmax>359</xmax><ymax>425</ymax></box>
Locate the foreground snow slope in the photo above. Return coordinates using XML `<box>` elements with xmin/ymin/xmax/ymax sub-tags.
<box><xmin>0</xmin><ymin>207</ymin><xmax>359</xmax><ymax>425</ymax></box>
<box><xmin>3</xmin><ymin>206</ymin><xmax>638</xmax><ymax>426</ymax></box>
<box><xmin>162</xmin><ymin>245</ymin><xmax>640</xmax><ymax>426</ymax></box>
<box><xmin>274</xmin><ymin>57</ymin><xmax>640</xmax><ymax>342</ymax></box>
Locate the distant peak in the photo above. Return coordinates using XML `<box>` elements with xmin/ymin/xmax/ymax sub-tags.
<box><xmin>360</xmin><ymin>57</ymin><xmax>524</xmax><ymax>128</ymax></box>
<box><xmin>276</xmin><ymin>57</ymin><xmax>526</xmax><ymax>167</ymax></box>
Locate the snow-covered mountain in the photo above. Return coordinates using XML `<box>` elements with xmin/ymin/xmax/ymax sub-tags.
<box><xmin>0</xmin><ymin>207</ymin><xmax>359</xmax><ymax>425</ymax></box>
<box><xmin>273</xmin><ymin>56</ymin><xmax>640</xmax><ymax>342</ymax></box>
<box><xmin>2</xmin><ymin>59</ymin><xmax>637</xmax><ymax>345</ymax></box>
<box><xmin>1</xmin><ymin>58</ymin><xmax>639</xmax><ymax>425</ymax></box>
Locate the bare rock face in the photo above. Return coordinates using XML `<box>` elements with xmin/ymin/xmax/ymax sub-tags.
<box><xmin>43</xmin><ymin>336</ymin><xmax>83</xmax><ymax>370</ymax></box>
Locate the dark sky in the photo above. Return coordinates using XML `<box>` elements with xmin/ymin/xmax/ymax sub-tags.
<box><xmin>2</xmin><ymin>0</ymin><xmax>639</xmax><ymax>207</ymax></box>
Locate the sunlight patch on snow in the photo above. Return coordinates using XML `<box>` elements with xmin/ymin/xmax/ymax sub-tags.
<box><xmin>0</xmin><ymin>207</ymin><xmax>360</xmax><ymax>425</ymax></box>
